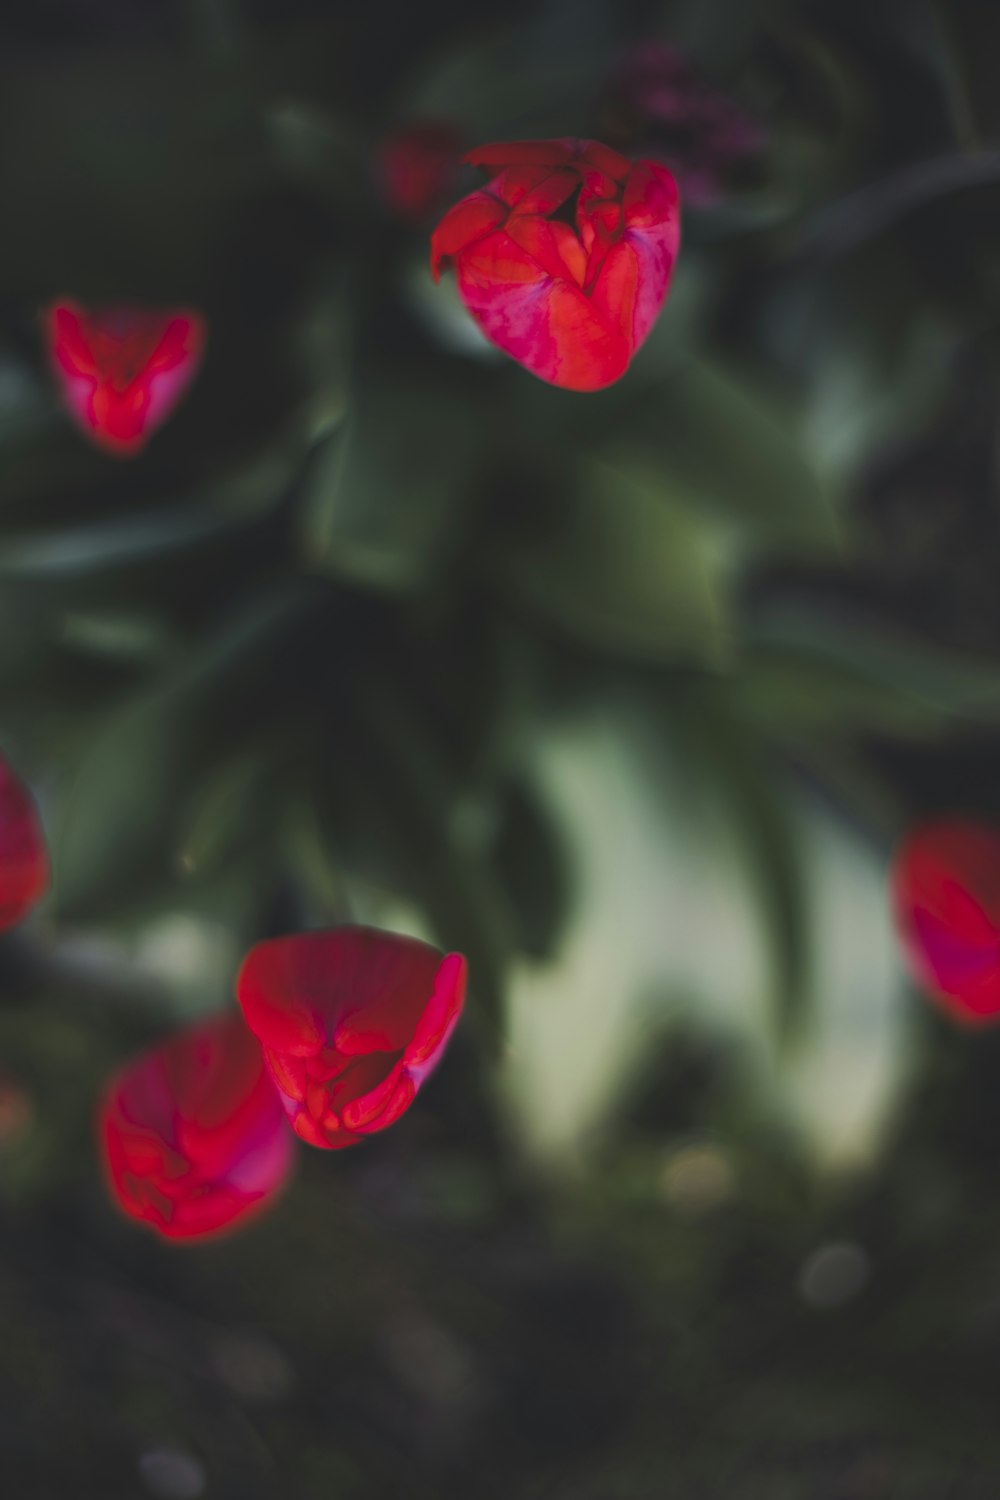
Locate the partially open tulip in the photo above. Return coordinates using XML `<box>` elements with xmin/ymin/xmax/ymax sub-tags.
<box><xmin>430</xmin><ymin>138</ymin><xmax>680</xmax><ymax>391</ymax></box>
<box><xmin>0</xmin><ymin>757</ymin><xmax>48</xmax><ymax>931</ymax></box>
<box><xmin>99</xmin><ymin>1014</ymin><xmax>295</xmax><ymax>1241</ymax></box>
<box><xmin>46</xmin><ymin>300</ymin><xmax>205</xmax><ymax>456</ymax></box>
<box><xmin>379</xmin><ymin>122</ymin><xmax>463</xmax><ymax>222</ymax></box>
<box><xmin>891</xmin><ymin>819</ymin><xmax>1000</xmax><ymax>1025</ymax></box>
<box><xmin>236</xmin><ymin>927</ymin><xmax>467</xmax><ymax>1148</ymax></box>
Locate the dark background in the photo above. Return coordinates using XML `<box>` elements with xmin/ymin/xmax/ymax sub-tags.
<box><xmin>3</xmin><ymin>0</ymin><xmax>1000</xmax><ymax>1494</ymax></box>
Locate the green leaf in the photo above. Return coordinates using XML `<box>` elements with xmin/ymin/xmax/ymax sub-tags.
<box><xmin>299</xmin><ymin>375</ymin><xmax>484</xmax><ymax>594</ymax></box>
<box><xmin>58</xmin><ymin>610</ymin><xmax>175</xmax><ymax>665</ymax></box>
<box><xmin>175</xmin><ymin>745</ymin><xmax>279</xmax><ymax>881</ymax></box>
<box><xmin>0</xmin><ymin>441</ymin><xmax>301</xmax><ymax>584</ymax></box>
<box><xmin>739</xmin><ymin>605</ymin><xmax>1000</xmax><ymax>739</ymax></box>
<box><xmin>53</xmin><ymin>588</ymin><xmax>314</xmax><ymax>917</ymax></box>
<box><xmin>674</xmin><ymin>687</ymin><xmax>809</xmax><ymax>1045</ymax></box>
<box><xmin>0</xmin><ymin>505</ymin><xmax>239</xmax><ymax>579</ymax></box>
<box><xmin>499</xmin><ymin>455</ymin><xmax>733</xmax><ymax>665</ymax></box>
<box><xmin>595</xmin><ymin>359</ymin><xmax>840</xmax><ymax>553</ymax></box>
<box><xmin>308</xmin><ymin>674</ymin><xmax>513</xmax><ymax>1045</ymax></box>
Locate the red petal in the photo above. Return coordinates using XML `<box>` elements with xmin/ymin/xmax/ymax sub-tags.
<box><xmin>0</xmin><ymin>758</ymin><xmax>48</xmax><ymax>931</ymax></box>
<box><xmin>50</xmin><ymin>304</ymin><xmax>100</xmax><ymax>377</ymax></box>
<box><xmin>578</xmin><ymin>140</ymin><xmax>633</xmax><ymax>179</ymax></box>
<box><xmin>454</xmin><ymin>246</ymin><xmax>631</xmax><ymax>390</ymax></box>
<box><xmin>98</xmin><ymin>1014</ymin><xmax>294</xmax><ymax>1241</ymax></box>
<box><xmin>282</xmin><ymin>1057</ymin><xmax>412</xmax><ymax>1148</ymax></box>
<box><xmin>582</xmin><ymin>161</ymin><xmax>680</xmax><ymax>354</ymax></box>
<box><xmin>498</xmin><ymin>166</ymin><xmax>578</xmax><ymax>215</ymax></box>
<box><xmin>403</xmin><ymin>952</ymin><xmax>467</xmax><ymax>1078</ymax></box>
<box><xmin>291</xmin><ymin>1110</ymin><xmax>348</xmax><ymax>1148</ymax></box>
<box><xmin>588</xmin><ymin>238</ymin><xmax>641</xmax><ymax>343</ymax></box>
<box><xmin>238</xmin><ymin>928</ymin><xmax>443</xmax><ymax>1054</ymax></box>
<box><xmin>503</xmin><ymin>215</ymin><xmax>584</xmax><ymax>288</ymax></box>
<box><xmin>604</xmin><ymin>181</ymin><xmax>680</xmax><ymax>354</ymax></box>
<box><xmin>346</xmin><ymin>1070</ymin><xmax>416</xmax><ymax>1134</ymax></box>
<box><xmin>622</xmin><ymin>160</ymin><xmax>681</xmax><ymax>229</ymax></box>
<box><xmin>892</xmin><ymin>820</ymin><xmax>1000</xmax><ymax>1025</ymax></box>
<box><xmin>430</xmin><ymin>193</ymin><xmax>507</xmax><ymax>278</ymax></box>
<box><xmin>236</xmin><ymin>938</ymin><xmax>330</xmax><ymax>1057</ymax></box>
<box><xmin>456</xmin><ymin>229</ymin><xmax>553</xmax><ymax>287</ymax></box>
<box><xmin>338</xmin><ymin>1056</ymin><xmax>409</xmax><ymax>1130</ymax></box>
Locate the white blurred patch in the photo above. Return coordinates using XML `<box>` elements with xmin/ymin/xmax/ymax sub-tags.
<box><xmin>402</xmin><ymin>258</ymin><xmax>502</xmax><ymax>361</ymax></box>
<box><xmin>500</xmin><ymin>702</ymin><xmax>770</xmax><ymax>1166</ymax></box>
<box><xmin>499</xmin><ymin>701</ymin><xmax>913</xmax><ymax>1175</ymax></box>
<box><xmin>778</xmin><ymin>796</ymin><xmax>914</xmax><ymax>1172</ymax></box>
<box><xmin>131</xmin><ymin>912</ymin><xmax>241</xmax><ymax>1018</ymax></box>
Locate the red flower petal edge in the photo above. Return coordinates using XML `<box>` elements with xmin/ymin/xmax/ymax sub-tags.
<box><xmin>98</xmin><ymin>1013</ymin><xmax>295</xmax><ymax>1241</ymax></box>
<box><xmin>0</xmin><ymin>757</ymin><xmax>48</xmax><ymax>931</ymax></box>
<box><xmin>46</xmin><ymin>300</ymin><xmax>205</xmax><ymax>456</ymax></box>
<box><xmin>236</xmin><ymin>927</ymin><xmax>467</xmax><ymax>1149</ymax></box>
<box><xmin>430</xmin><ymin>137</ymin><xmax>680</xmax><ymax>391</ymax></box>
<box><xmin>379</xmin><ymin>122</ymin><xmax>463</xmax><ymax>222</ymax></box>
<box><xmin>891</xmin><ymin>818</ymin><xmax>1000</xmax><ymax>1026</ymax></box>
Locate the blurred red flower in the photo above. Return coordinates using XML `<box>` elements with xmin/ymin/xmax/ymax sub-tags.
<box><xmin>430</xmin><ymin>138</ymin><xmax>680</xmax><ymax>391</ymax></box>
<box><xmin>891</xmin><ymin>819</ymin><xmax>1000</xmax><ymax>1025</ymax></box>
<box><xmin>0</xmin><ymin>757</ymin><xmax>48</xmax><ymax>931</ymax></box>
<box><xmin>609</xmin><ymin>43</ymin><xmax>764</xmax><ymax>207</ymax></box>
<box><xmin>236</xmin><ymin>927</ymin><xmax>467</xmax><ymax>1148</ymax></box>
<box><xmin>99</xmin><ymin>1013</ymin><xmax>295</xmax><ymax>1241</ymax></box>
<box><xmin>46</xmin><ymin>300</ymin><xmax>205</xmax><ymax>456</ymax></box>
<box><xmin>379</xmin><ymin>122</ymin><xmax>463</xmax><ymax>222</ymax></box>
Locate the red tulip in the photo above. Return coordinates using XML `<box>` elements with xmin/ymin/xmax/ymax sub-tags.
<box><xmin>236</xmin><ymin>927</ymin><xmax>467</xmax><ymax>1149</ymax></box>
<box><xmin>46</xmin><ymin>300</ymin><xmax>205</xmax><ymax>456</ymax></box>
<box><xmin>0</xmin><ymin>757</ymin><xmax>48</xmax><ymax>931</ymax></box>
<box><xmin>430</xmin><ymin>138</ymin><xmax>680</xmax><ymax>391</ymax></box>
<box><xmin>379</xmin><ymin>122</ymin><xmax>463</xmax><ymax>222</ymax></box>
<box><xmin>891</xmin><ymin>819</ymin><xmax>1000</xmax><ymax>1025</ymax></box>
<box><xmin>99</xmin><ymin>1013</ymin><xmax>295</xmax><ymax>1241</ymax></box>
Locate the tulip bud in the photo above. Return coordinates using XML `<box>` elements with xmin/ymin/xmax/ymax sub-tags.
<box><xmin>99</xmin><ymin>1014</ymin><xmax>295</xmax><ymax>1240</ymax></box>
<box><xmin>431</xmin><ymin>138</ymin><xmax>680</xmax><ymax>390</ymax></box>
<box><xmin>46</xmin><ymin>300</ymin><xmax>205</xmax><ymax>456</ymax></box>
<box><xmin>236</xmin><ymin>927</ymin><xmax>467</xmax><ymax>1148</ymax></box>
